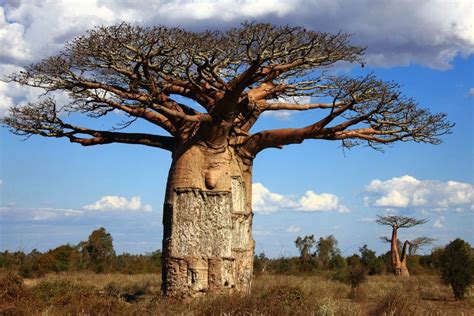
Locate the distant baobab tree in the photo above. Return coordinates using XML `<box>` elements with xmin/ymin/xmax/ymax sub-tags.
<box><xmin>377</xmin><ymin>215</ymin><xmax>432</xmax><ymax>276</ymax></box>
<box><xmin>2</xmin><ymin>22</ymin><xmax>452</xmax><ymax>297</ymax></box>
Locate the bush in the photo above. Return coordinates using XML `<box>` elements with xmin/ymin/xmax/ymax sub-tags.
<box><xmin>346</xmin><ymin>265</ymin><xmax>367</xmax><ymax>289</ymax></box>
<box><xmin>439</xmin><ymin>238</ymin><xmax>474</xmax><ymax>300</ymax></box>
<box><xmin>0</xmin><ymin>272</ymin><xmax>28</xmax><ymax>302</ymax></box>
<box><xmin>0</xmin><ymin>272</ymin><xmax>39</xmax><ymax>315</ymax></box>
<box><xmin>372</xmin><ymin>289</ymin><xmax>421</xmax><ymax>316</ymax></box>
<box><xmin>359</xmin><ymin>245</ymin><xmax>386</xmax><ymax>275</ymax></box>
<box><xmin>328</xmin><ymin>254</ymin><xmax>347</xmax><ymax>270</ymax></box>
<box><xmin>331</xmin><ymin>255</ymin><xmax>367</xmax><ymax>290</ymax></box>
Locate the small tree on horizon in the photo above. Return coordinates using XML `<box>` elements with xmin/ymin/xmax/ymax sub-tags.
<box><xmin>295</xmin><ymin>235</ymin><xmax>317</xmax><ymax>271</ymax></box>
<box><xmin>316</xmin><ymin>235</ymin><xmax>341</xmax><ymax>269</ymax></box>
<box><xmin>79</xmin><ymin>227</ymin><xmax>115</xmax><ymax>273</ymax></box>
<box><xmin>376</xmin><ymin>215</ymin><xmax>429</xmax><ymax>276</ymax></box>
<box><xmin>359</xmin><ymin>244</ymin><xmax>385</xmax><ymax>275</ymax></box>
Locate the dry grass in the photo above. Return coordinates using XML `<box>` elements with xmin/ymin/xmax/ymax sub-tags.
<box><xmin>1</xmin><ymin>271</ymin><xmax>473</xmax><ymax>315</ymax></box>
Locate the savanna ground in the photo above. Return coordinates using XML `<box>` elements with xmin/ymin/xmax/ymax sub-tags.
<box><xmin>1</xmin><ymin>271</ymin><xmax>473</xmax><ymax>315</ymax></box>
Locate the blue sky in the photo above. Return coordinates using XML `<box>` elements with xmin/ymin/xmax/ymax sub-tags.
<box><xmin>0</xmin><ymin>0</ymin><xmax>473</xmax><ymax>257</ymax></box>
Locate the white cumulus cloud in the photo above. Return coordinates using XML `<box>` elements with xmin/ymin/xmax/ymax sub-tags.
<box><xmin>83</xmin><ymin>195</ymin><xmax>152</xmax><ymax>212</ymax></box>
<box><xmin>286</xmin><ymin>225</ymin><xmax>301</xmax><ymax>233</ymax></box>
<box><xmin>252</xmin><ymin>183</ymin><xmax>348</xmax><ymax>214</ymax></box>
<box><xmin>252</xmin><ymin>183</ymin><xmax>297</xmax><ymax>213</ymax></box>
<box><xmin>299</xmin><ymin>190</ymin><xmax>349</xmax><ymax>213</ymax></box>
<box><xmin>364</xmin><ymin>175</ymin><xmax>474</xmax><ymax>211</ymax></box>
<box><xmin>433</xmin><ymin>216</ymin><xmax>445</xmax><ymax>229</ymax></box>
<box><xmin>0</xmin><ymin>0</ymin><xmax>471</xmax><ymax>70</ymax></box>
<box><xmin>0</xmin><ymin>6</ymin><xmax>30</xmax><ymax>63</ymax></box>
<box><xmin>0</xmin><ymin>0</ymin><xmax>472</xmax><ymax>118</ymax></box>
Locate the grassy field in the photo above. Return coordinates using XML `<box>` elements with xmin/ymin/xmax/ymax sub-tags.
<box><xmin>1</xmin><ymin>271</ymin><xmax>473</xmax><ymax>315</ymax></box>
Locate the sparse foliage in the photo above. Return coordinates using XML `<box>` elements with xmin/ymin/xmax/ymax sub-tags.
<box><xmin>408</xmin><ymin>237</ymin><xmax>435</xmax><ymax>255</ymax></box>
<box><xmin>295</xmin><ymin>235</ymin><xmax>316</xmax><ymax>262</ymax></box>
<box><xmin>2</xmin><ymin>22</ymin><xmax>452</xmax><ymax>154</ymax></box>
<box><xmin>316</xmin><ymin>235</ymin><xmax>341</xmax><ymax>269</ymax></box>
<box><xmin>376</xmin><ymin>215</ymin><xmax>428</xmax><ymax>228</ymax></box>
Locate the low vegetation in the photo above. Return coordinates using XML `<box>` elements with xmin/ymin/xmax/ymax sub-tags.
<box><xmin>0</xmin><ymin>228</ymin><xmax>161</xmax><ymax>277</ymax></box>
<box><xmin>1</xmin><ymin>272</ymin><xmax>473</xmax><ymax>315</ymax></box>
<box><xmin>1</xmin><ymin>228</ymin><xmax>472</xmax><ymax>314</ymax></box>
<box><xmin>439</xmin><ymin>238</ymin><xmax>474</xmax><ymax>300</ymax></box>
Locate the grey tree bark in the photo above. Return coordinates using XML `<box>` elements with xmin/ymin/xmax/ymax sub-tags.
<box><xmin>161</xmin><ymin>141</ymin><xmax>254</xmax><ymax>297</ymax></box>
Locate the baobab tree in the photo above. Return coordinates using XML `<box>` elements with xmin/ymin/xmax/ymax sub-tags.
<box><xmin>2</xmin><ymin>23</ymin><xmax>452</xmax><ymax>297</ymax></box>
<box><xmin>295</xmin><ymin>235</ymin><xmax>317</xmax><ymax>262</ymax></box>
<box><xmin>408</xmin><ymin>237</ymin><xmax>435</xmax><ymax>256</ymax></box>
<box><xmin>377</xmin><ymin>215</ymin><xmax>430</xmax><ymax>276</ymax></box>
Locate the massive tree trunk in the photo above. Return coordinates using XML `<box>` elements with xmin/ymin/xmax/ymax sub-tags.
<box><xmin>390</xmin><ymin>226</ymin><xmax>410</xmax><ymax>277</ymax></box>
<box><xmin>161</xmin><ymin>140</ymin><xmax>254</xmax><ymax>297</ymax></box>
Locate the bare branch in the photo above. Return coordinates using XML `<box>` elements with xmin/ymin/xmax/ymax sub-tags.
<box><xmin>2</xmin><ymin>22</ymin><xmax>452</xmax><ymax>153</ymax></box>
<box><xmin>1</xmin><ymin>98</ymin><xmax>175</xmax><ymax>151</ymax></box>
<box><xmin>376</xmin><ymin>215</ymin><xmax>428</xmax><ymax>229</ymax></box>
<box><xmin>408</xmin><ymin>237</ymin><xmax>435</xmax><ymax>255</ymax></box>
<box><xmin>243</xmin><ymin>75</ymin><xmax>453</xmax><ymax>156</ymax></box>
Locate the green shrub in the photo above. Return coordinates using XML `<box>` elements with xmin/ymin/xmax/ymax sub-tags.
<box><xmin>439</xmin><ymin>238</ymin><xmax>474</xmax><ymax>300</ymax></box>
<box><xmin>328</xmin><ymin>254</ymin><xmax>347</xmax><ymax>270</ymax></box>
<box><xmin>331</xmin><ymin>258</ymin><xmax>367</xmax><ymax>290</ymax></box>
<box><xmin>346</xmin><ymin>265</ymin><xmax>367</xmax><ymax>289</ymax></box>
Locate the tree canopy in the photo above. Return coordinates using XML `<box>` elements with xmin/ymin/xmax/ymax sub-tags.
<box><xmin>376</xmin><ymin>215</ymin><xmax>428</xmax><ymax>229</ymax></box>
<box><xmin>2</xmin><ymin>22</ymin><xmax>452</xmax><ymax>156</ymax></box>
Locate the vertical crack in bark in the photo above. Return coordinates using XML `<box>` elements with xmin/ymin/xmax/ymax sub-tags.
<box><xmin>162</xmin><ymin>145</ymin><xmax>254</xmax><ymax>297</ymax></box>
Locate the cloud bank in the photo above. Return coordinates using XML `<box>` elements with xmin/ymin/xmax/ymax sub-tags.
<box><xmin>1</xmin><ymin>0</ymin><xmax>472</xmax><ymax>69</ymax></box>
<box><xmin>0</xmin><ymin>195</ymin><xmax>153</xmax><ymax>221</ymax></box>
<box><xmin>252</xmin><ymin>182</ymin><xmax>349</xmax><ymax>214</ymax></box>
<box><xmin>364</xmin><ymin>175</ymin><xmax>473</xmax><ymax>211</ymax></box>
<box><xmin>83</xmin><ymin>195</ymin><xmax>152</xmax><ymax>212</ymax></box>
<box><xmin>0</xmin><ymin>1</ymin><xmax>472</xmax><ymax>117</ymax></box>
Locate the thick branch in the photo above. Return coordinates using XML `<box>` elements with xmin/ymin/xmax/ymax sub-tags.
<box><xmin>264</xmin><ymin>101</ymin><xmax>340</xmax><ymax>111</ymax></box>
<box><xmin>242</xmin><ymin>75</ymin><xmax>452</xmax><ymax>156</ymax></box>
<box><xmin>400</xmin><ymin>240</ymin><xmax>410</xmax><ymax>263</ymax></box>
<box><xmin>2</xmin><ymin>22</ymin><xmax>452</xmax><ymax>153</ymax></box>
<box><xmin>2</xmin><ymin>99</ymin><xmax>176</xmax><ymax>151</ymax></box>
<box><xmin>242</xmin><ymin>99</ymin><xmax>354</xmax><ymax>156</ymax></box>
<box><xmin>67</xmin><ymin>130</ymin><xmax>175</xmax><ymax>151</ymax></box>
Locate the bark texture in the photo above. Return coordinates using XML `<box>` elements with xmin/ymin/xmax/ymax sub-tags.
<box><xmin>162</xmin><ymin>141</ymin><xmax>254</xmax><ymax>297</ymax></box>
<box><xmin>390</xmin><ymin>226</ymin><xmax>410</xmax><ymax>277</ymax></box>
